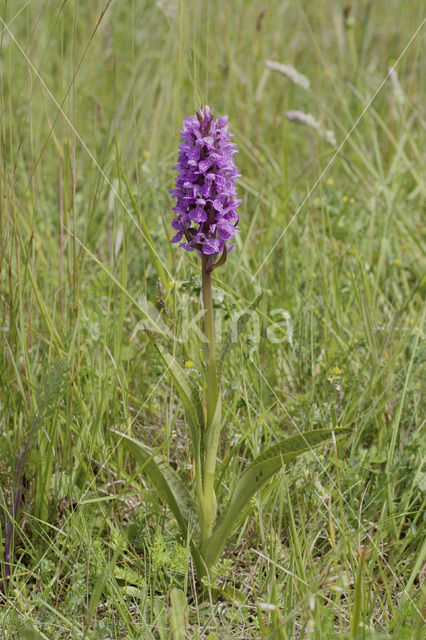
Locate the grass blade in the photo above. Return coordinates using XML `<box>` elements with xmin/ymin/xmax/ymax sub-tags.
<box><xmin>217</xmin><ymin>294</ymin><xmax>263</xmax><ymax>381</ymax></box>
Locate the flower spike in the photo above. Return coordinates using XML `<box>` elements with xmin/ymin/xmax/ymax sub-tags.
<box><xmin>170</xmin><ymin>106</ymin><xmax>241</xmax><ymax>261</ymax></box>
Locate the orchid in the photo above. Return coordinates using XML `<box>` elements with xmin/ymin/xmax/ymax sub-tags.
<box><xmin>112</xmin><ymin>107</ymin><xmax>347</xmax><ymax>590</ymax></box>
<box><xmin>170</xmin><ymin>105</ymin><xmax>241</xmax><ymax>259</ymax></box>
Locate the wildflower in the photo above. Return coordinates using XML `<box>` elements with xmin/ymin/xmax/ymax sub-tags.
<box><xmin>327</xmin><ymin>177</ymin><xmax>335</xmax><ymax>186</ymax></box>
<box><xmin>342</xmin><ymin>195</ymin><xmax>349</xmax><ymax>202</ymax></box>
<box><xmin>329</xmin><ymin>366</ymin><xmax>343</xmax><ymax>390</ymax></box>
<box><xmin>184</xmin><ymin>360</ymin><xmax>194</xmax><ymax>369</ymax></box>
<box><xmin>170</xmin><ymin>105</ymin><xmax>241</xmax><ymax>260</ymax></box>
<box><xmin>349</xmin><ymin>197</ymin><xmax>355</xmax><ymax>204</ymax></box>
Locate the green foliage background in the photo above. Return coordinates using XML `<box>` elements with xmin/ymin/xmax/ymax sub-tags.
<box><xmin>0</xmin><ymin>1</ymin><xmax>424</xmax><ymax>638</ymax></box>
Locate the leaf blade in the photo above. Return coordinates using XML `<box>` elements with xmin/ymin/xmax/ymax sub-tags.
<box><xmin>111</xmin><ymin>429</ymin><xmax>206</xmax><ymax>577</ymax></box>
<box><xmin>152</xmin><ymin>340</ymin><xmax>205</xmax><ymax>456</ymax></box>
<box><xmin>110</xmin><ymin>430</ymin><xmax>199</xmax><ymax>539</ymax></box>
<box><xmin>204</xmin><ymin>428</ymin><xmax>349</xmax><ymax>567</ymax></box>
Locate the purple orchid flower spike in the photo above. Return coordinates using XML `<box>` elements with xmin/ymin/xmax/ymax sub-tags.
<box><xmin>170</xmin><ymin>105</ymin><xmax>241</xmax><ymax>270</ymax></box>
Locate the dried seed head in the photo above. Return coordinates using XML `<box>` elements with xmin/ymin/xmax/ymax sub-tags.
<box><xmin>265</xmin><ymin>60</ymin><xmax>310</xmax><ymax>90</ymax></box>
<box><xmin>388</xmin><ymin>66</ymin><xmax>405</xmax><ymax>105</ymax></box>
<box><xmin>285</xmin><ymin>110</ymin><xmax>336</xmax><ymax>146</ymax></box>
<box><xmin>285</xmin><ymin>110</ymin><xmax>320</xmax><ymax>128</ymax></box>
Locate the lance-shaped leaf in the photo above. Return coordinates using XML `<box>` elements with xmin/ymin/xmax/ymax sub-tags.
<box><xmin>110</xmin><ymin>429</ymin><xmax>204</xmax><ymax>575</ymax></box>
<box><xmin>203</xmin><ymin>428</ymin><xmax>349</xmax><ymax>568</ymax></box>
<box><xmin>151</xmin><ymin>340</ymin><xmax>205</xmax><ymax>457</ymax></box>
<box><xmin>218</xmin><ymin>294</ymin><xmax>263</xmax><ymax>381</ymax></box>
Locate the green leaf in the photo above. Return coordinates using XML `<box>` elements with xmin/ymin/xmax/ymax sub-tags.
<box><xmin>203</xmin><ymin>428</ymin><xmax>349</xmax><ymax>568</ymax></box>
<box><xmin>169</xmin><ymin>587</ymin><xmax>188</xmax><ymax>640</ymax></box>
<box><xmin>218</xmin><ymin>294</ymin><xmax>263</xmax><ymax>381</ymax></box>
<box><xmin>110</xmin><ymin>430</ymin><xmax>199</xmax><ymax>538</ymax></box>
<box><xmin>200</xmin><ymin>584</ymin><xmax>247</xmax><ymax>606</ymax></box>
<box><xmin>114</xmin><ymin>566</ymin><xmax>146</xmax><ymax>588</ymax></box>
<box><xmin>152</xmin><ymin>340</ymin><xmax>205</xmax><ymax>457</ymax></box>
<box><xmin>22</xmin><ymin>632</ymin><xmax>43</xmax><ymax>640</ymax></box>
<box><xmin>110</xmin><ymin>430</ymin><xmax>204</xmax><ymax>576</ymax></box>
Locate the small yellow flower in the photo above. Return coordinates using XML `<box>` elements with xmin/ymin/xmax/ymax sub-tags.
<box><xmin>328</xmin><ymin>366</ymin><xmax>343</xmax><ymax>387</ymax></box>
<box><xmin>184</xmin><ymin>360</ymin><xmax>194</xmax><ymax>369</ymax></box>
<box><xmin>143</xmin><ymin>150</ymin><xmax>150</xmax><ymax>159</ymax></box>
<box><xmin>393</xmin><ymin>259</ymin><xmax>402</xmax><ymax>267</ymax></box>
<box><xmin>327</xmin><ymin>177</ymin><xmax>335</xmax><ymax>186</ymax></box>
<box><xmin>342</xmin><ymin>195</ymin><xmax>349</xmax><ymax>202</ymax></box>
<box><xmin>349</xmin><ymin>197</ymin><xmax>355</xmax><ymax>204</ymax></box>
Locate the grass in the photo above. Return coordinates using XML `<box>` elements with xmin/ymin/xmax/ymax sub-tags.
<box><xmin>0</xmin><ymin>0</ymin><xmax>425</xmax><ymax>638</ymax></box>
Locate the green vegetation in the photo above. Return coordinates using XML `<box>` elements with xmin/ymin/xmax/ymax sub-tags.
<box><xmin>0</xmin><ymin>1</ymin><xmax>424</xmax><ymax>638</ymax></box>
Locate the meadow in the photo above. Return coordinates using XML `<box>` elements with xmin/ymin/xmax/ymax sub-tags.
<box><xmin>0</xmin><ymin>1</ymin><xmax>425</xmax><ymax>638</ymax></box>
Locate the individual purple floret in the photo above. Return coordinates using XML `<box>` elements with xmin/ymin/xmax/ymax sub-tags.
<box><xmin>170</xmin><ymin>105</ymin><xmax>241</xmax><ymax>259</ymax></box>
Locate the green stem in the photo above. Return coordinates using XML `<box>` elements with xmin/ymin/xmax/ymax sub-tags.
<box><xmin>201</xmin><ymin>256</ymin><xmax>218</xmax><ymax>425</ymax></box>
<box><xmin>200</xmin><ymin>255</ymin><xmax>221</xmax><ymax>549</ymax></box>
